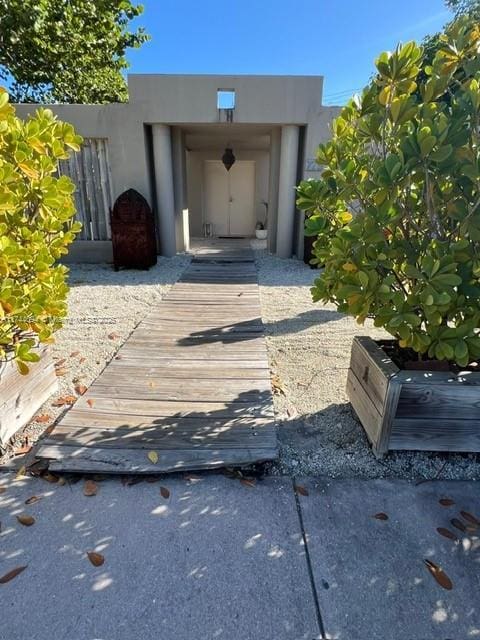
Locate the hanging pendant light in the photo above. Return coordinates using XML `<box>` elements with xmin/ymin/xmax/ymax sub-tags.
<box><xmin>222</xmin><ymin>147</ymin><xmax>235</xmax><ymax>171</ymax></box>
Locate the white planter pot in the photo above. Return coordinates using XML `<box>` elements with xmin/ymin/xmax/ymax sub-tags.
<box><xmin>255</xmin><ymin>229</ymin><xmax>268</xmax><ymax>240</ymax></box>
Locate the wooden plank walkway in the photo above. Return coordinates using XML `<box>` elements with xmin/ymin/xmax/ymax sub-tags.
<box><xmin>35</xmin><ymin>242</ymin><xmax>277</xmax><ymax>474</ymax></box>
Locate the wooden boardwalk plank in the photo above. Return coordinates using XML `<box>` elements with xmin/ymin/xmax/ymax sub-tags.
<box><xmin>34</xmin><ymin>243</ymin><xmax>277</xmax><ymax>473</ymax></box>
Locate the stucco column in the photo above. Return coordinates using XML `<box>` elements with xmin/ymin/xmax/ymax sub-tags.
<box><xmin>171</xmin><ymin>127</ymin><xmax>189</xmax><ymax>252</ymax></box>
<box><xmin>276</xmin><ymin>125</ymin><xmax>300</xmax><ymax>258</ymax></box>
<box><xmin>152</xmin><ymin>124</ymin><xmax>176</xmax><ymax>257</ymax></box>
<box><xmin>267</xmin><ymin>127</ymin><xmax>281</xmax><ymax>253</ymax></box>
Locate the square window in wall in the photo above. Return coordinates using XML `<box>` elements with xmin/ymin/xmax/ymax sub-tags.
<box><xmin>217</xmin><ymin>89</ymin><xmax>236</xmax><ymax>110</ymax></box>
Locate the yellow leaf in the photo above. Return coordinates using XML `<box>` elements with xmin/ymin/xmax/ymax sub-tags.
<box><xmin>18</xmin><ymin>163</ymin><xmax>39</xmax><ymax>180</ymax></box>
<box><xmin>378</xmin><ymin>85</ymin><xmax>392</xmax><ymax>106</ymax></box>
<box><xmin>342</xmin><ymin>262</ymin><xmax>357</xmax><ymax>272</ymax></box>
<box><xmin>338</xmin><ymin>211</ymin><xmax>353</xmax><ymax>224</ymax></box>
<box><xmin>29</xmin><ymin>138</ymin><xmax>46</xmax><ymax>154</ymax></box>
<box><xmin>148</xmin><ymin>451</ymin><xmax>159</xmax><ymax>464</ymax></box>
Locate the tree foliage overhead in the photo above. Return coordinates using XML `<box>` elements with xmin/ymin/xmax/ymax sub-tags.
<box><xmin>0</xmin><ymin>1</ymin><xmax>149</xmax><ymax>104</ymax></box>
<box><xmin>445</xmin><ymin>0</ymin><xmax>480</xmax><ymax>18</ymax></box>
<box><xmin>297</xmin><ymin>17</ymin><xmax>480</xmax><ymax>367</ymax></box>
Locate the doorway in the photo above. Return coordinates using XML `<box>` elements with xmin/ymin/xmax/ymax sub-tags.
<box><xmin>203</xmin><ymin>160</ymin><xmax>255</xmax><ymax>237</ymax></box>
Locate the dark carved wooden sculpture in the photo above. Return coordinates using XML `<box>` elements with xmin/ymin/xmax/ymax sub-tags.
<box><xmin>110</xmin><ymin>189</ymin><xmax>157</xmax><ymax>271</ymax></box>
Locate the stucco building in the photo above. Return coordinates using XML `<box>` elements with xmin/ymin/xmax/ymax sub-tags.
<box><xmin>16</xmin><ymin>75</ymin><xmax>340</xmax><ymax>261</ymax></box>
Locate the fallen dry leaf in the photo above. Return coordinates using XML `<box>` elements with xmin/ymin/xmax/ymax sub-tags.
<box><xmin>439</xmin><ymin>498</ymin><xmax>455</xmax><ymax>507</ymax></box>
<box><xmin>224</xmin><ymin>467</ymin><xmax>242</xmax><ymax>479</ymax></box>
<box><xmin>0</xmin><ymin>566</ymin><xmax>27</xmax><ymax>584</ymax></box>
<box><xmin>295</xmin><ymin>484</ymin><xmax>309</xmax><ymax>497</ymax></box>
<box><xmin>373</xmin><ymin>513</ymin><xmax>389</xmax><ymax>521</ymax></box>
<box><xmin>114</xmin><ymin>355</ymin><xmax>122</xmax><ymax>360</ymax></box>
<box><xmin>55</xmin><ymin>368</ymin><xmax>68</xmax><ymax>377</ymax></box>
<box><xmin>15</xmin><ymin>466</ymin><xmax>26</xmax><ymax>479</ymax></box>
<box><xmin>271</xmin><ymin>373</ymin><xmax>286</xmax><ymax>395</ymax></box>
<box><xmin>87</xmin><ymin>551</ymin><xmax>105</xmax><ymax>567</ymax></box>
<box><xmin>70</xmin><ymin>351</ymin><xmax>80</xmax><ymax>357</ymax></box>
<box><xmin>25</xmin><ymin>496</ymin><xmax>41</xmax><ymax>505</ymax></box>
<box><xmin>75</xmin><ymin>384</ymin><xmax>87</xmax><ymax>396</ymax></box>
<box><xmin>35</xmin><ymin>414</ymin><xmax>51</xmax><ymax>423</ymax></box>
<box><xmin>16</xmin><ymin>514</ymin><xmax>35</xmax><ymax>527</ymax></box>
<box><xmin>41</xmin><ymin>472</ymin><xmax>58</xmax><ymax>484</ymax></box>
<box><xmin>160</xmin><ymin>486</ymin><xmax>170</xmax><ymax>499</ymax></box>
<box><xmin>52</xmin><ymin>395</ymin><xmax>76</xmax><ymax>407</ymax></box>
<box><xmin>147</xmin><ymin>451</ymin><xmax>159</xmax><ymax>464</ymax></box>
<box><xmin>79</xmin><ymin>357</ymin><xmax>86</xmax><ymax>364</ymax></box>
<box><xmin>424</xmin><ymin>559</ymin><xmax>453</xmax><ymax>590</ymax></box>
<box><xmin>121</xmin><ymin>476</ymin><xmax>143</xmax><ymax>486</ymax></box>
<box><xmin>450</xmin><ymin>518</ymin><xmax>467</xmax><ymax>533</ymax></box>
<box><xmin>86</xmin><ymin>399</ymin><xmax>95</xmax><ymax>408</ymax></box>
<box><xmin>108</xmin><ymin>332</ymin><xmax>120</xmax><ymax>340</ymax></box>
<box><xmin>460</xmin><ymin>511</ymin><xmax>480</xmax><ymax>526</ymax></box>
<box><xmin>14</xmin><ymin>444</ymin><xmax>32</xmax><ymax>456</ymax></box>
<box><xmin>184</xmin><ymin>474</ymin><xmax>201</xmax><ymax>482</ymax></box>
<box><xmin>54</xmin><ymin>358</ymin><xmax>66</xmax><ymax>368</ymax></box>
<box><xmin>436</xmin><ymin>527</ymin><xmax>458</xmax><ymax>542</ymax></box>
<box><xmin>240</xmin><ymin>478</ymin><xmax>256</xmax><ymax>488</ymax></box>
<box><xmin>148</xmin><ymin>381</ymin><xmax>155</xmax><ymax>388</ymax></box>
<box><xmin>83</xmin><ymin>480</ymin><xmax>98</xmax><ymax>497</ymax></box>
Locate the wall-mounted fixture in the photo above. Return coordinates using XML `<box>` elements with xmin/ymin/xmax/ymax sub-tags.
<box><xmin>221</xmin><ymin>147</ymin><xmax>236</xmax><ymax>171</ymax></box>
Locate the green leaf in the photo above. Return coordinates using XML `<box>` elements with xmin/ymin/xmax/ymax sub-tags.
<box><xmin>432</xmin><ymin>274</ymin><xmax>462</xmax><ymax>287</ymax></box>
<box><xmin>16</xmin><ymin>360</ymin><xmax>29</xmax><ymax>375</ymax></box>
<box><xmin>419</xmin><ymin>136</ymin><xmax>437</xmax><ymax>157</ymax></box>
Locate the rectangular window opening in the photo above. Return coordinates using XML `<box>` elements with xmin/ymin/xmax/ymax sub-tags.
<box><xmin>217</xmin><ymin>89</ymin><xmax>236</xmax><ymax>110</ymax></box>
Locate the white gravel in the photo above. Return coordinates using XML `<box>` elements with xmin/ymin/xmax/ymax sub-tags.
<box><xmin>255</xmin><ymin>250</ymin><xmax>480</xmax><ymax>481</ymax></box>
<box><xmin>4</xmin><ymin>246</ymin><xmax>480</xmax><ymax>480</ymax></box>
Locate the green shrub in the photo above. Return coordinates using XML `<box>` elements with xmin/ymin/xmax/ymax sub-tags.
<box><xmin>297</xmin><ymin>17</ymin><xmax>480</xmax><ymax>366</ymax></box>
<box><xmin>0</xmin><ymin>88</ymin><xmax>82</xmax><ymax>373</ymax></box>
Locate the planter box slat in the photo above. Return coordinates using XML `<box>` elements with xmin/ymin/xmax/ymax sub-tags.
<box><xmin>396</xmin><ymin>383</ymin><xmax>480</xmax><ymax>419</ymax></box>
<box><xmin>0</xmin><ymin>346</ymin><xmax>58</xmax><ymax>446</ymax></box>
<box><xmin>349</xmin><ymin>337</ymin><xmax>394</xmax><ymax>413</ymax></box>
<box><xmin>346</xmin><ymin>368</ymin><xmax>383</xmax><ymax>444</ymax></box>
<box><xmin>347</xmin><ymin>336</ymin><xmax>480</xmax><ymax>456</ymax></box>
<box><xmin>390</xmin><ymin>418</ymin><xmax>480</xmax><ymax>452</ymax></box>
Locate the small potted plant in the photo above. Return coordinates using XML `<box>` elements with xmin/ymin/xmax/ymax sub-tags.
<box><xmin>297</xmin><ymin>17</ymin><xmax>480</xmax><ymax>456</ymax></box>
<box><xmin>255</xmin><ymin>201</ymin><xmax>269</xmax><ymax>240</ymax></box>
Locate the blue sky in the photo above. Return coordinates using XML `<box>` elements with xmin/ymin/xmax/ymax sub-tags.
<box><xmin>127</xmin><ymin>0</ymin><xmax>452</xmax><ymax>105</ymax></box>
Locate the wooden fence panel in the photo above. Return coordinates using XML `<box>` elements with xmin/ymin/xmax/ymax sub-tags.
<box><xmin>58</xmin><ymin>138</ymin><xmax>113</xmax><ymax>240</ymax></box>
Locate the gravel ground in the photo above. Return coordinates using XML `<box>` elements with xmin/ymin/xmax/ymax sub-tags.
<box><xmin>3</xmin><ymin>246</ymin><xmax>480</xmax><ymax>480</ymax></box>
<box><xmin>255</xmin><ymin>250</ymin><xmax>480</xmax><ymax>481</ymax></box>
<box><xmin>1</xmin><ymin>255</ymin><xmax>190</xmax><ymax>461</ymax></box>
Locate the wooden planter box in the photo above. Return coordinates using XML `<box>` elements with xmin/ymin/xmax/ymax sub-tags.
<box><xmin>0</xmin><ymin>345</ymin><xmax>58</xmax><ymax>447</ymax></box>
<box><xmin>347</xmin><ymin>336</ymin><xmax>480</xmax><ymax>457</ymax></box>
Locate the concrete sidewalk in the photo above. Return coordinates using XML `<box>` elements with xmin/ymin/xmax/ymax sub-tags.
<box><xmin>0</xmin><ymin>474</ymin><xmax>478</xmax><ymax>640</ymax></box>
